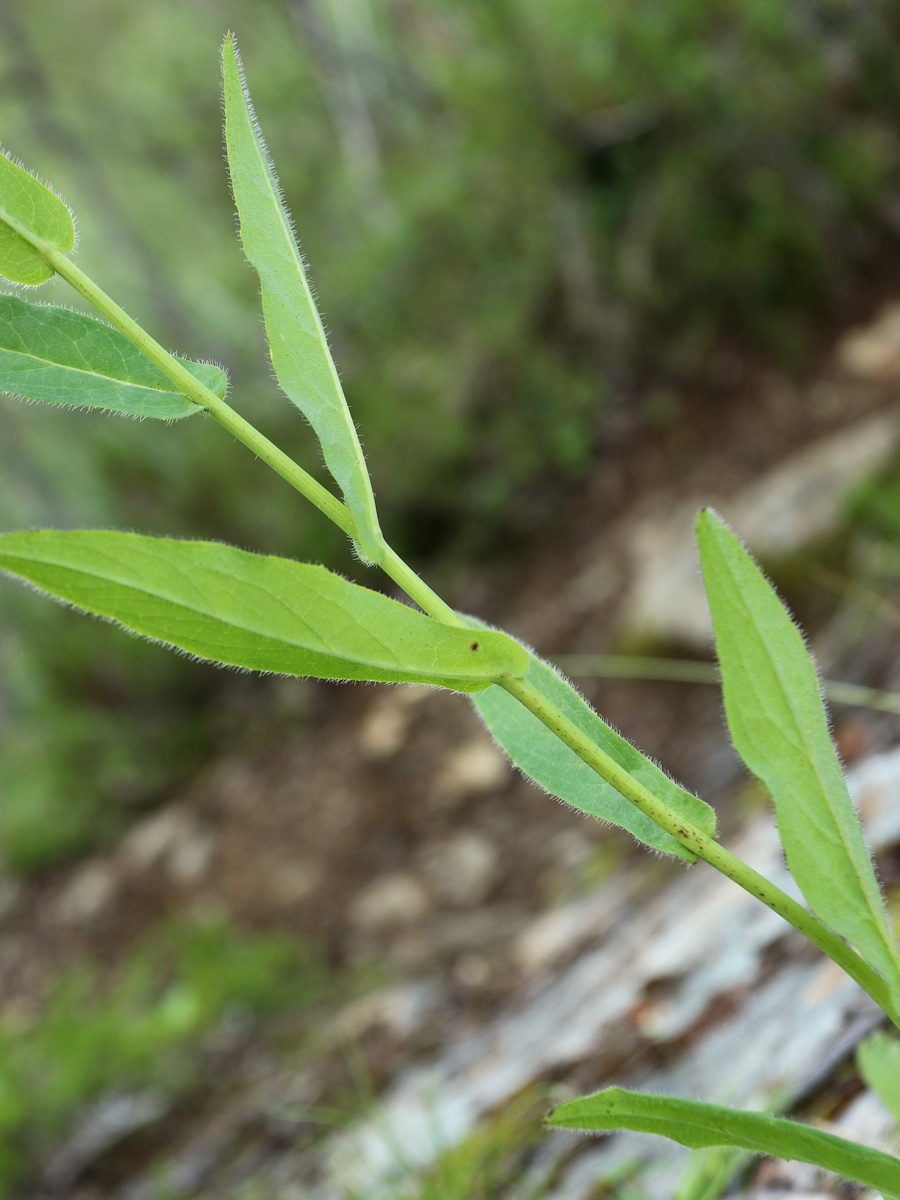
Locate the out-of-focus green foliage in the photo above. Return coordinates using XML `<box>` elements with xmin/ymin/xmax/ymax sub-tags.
<box><xmin>5</xmin><ymin>0</ymin><xmax>900</xmax><ymax>537</ymax></box>
<box><xmin>0</xmin><ymin>918</ymin><xmax>329</xmax><ymax>1196</ymax></box>
<box><xmin>849</xmin><ymin>464</ymin><xmax>900</xmax><ymax>544</ymax></box>
<box><xmin>0</xmin><ymin>593</ymin><xmax>216</xmax><ymax>872</ymax></box>
<box><xmin>2</xmin><ymin>0</ymin><xmax>900</xmax><ymax>871</ymax></box>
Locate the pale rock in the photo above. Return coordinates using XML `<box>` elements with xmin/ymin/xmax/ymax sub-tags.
<box><xmin>311</xmin><ymin>745</ymin><xmax>900</xmax><ymax>1200</ymax></box>
<box><xmin>618</xmin><ymin>412</ymin><xmax>900</xmax><ymax>646</ymax></box>
<box><xmin>167</xmin><ymin>831</ymin><xmax>213</xmax><ymax>883</ymax></box>
<box><xmin>267</xmin><ymin>860</ymin><xmax>321</xmax><ymax>904</ymax></box>
<box><xmin>358</xmin><ymin>689</ymin><xmax>423</xmax><ymax>760</ymax></box>
<box><xmin>351</xmin><ymin>872</ymin><xmax>433</xmax><ymax>931</ymax></box>
<box><xmin>549</xmin><ymin>829</ymin><xmax>593</xmax><ymax>870</ymax></box>
<box><xmin>742</xmin><ymin>1192</ymin><xmax>833</xmax><ymax>1200</ymax></box>
<box><xmin>42</xmin><ymin>1092</ymin><xmax>168</xmax><ymax>1190</ymax></box>
<box><xmin>837</xmin><ymin>301</ymin><xmax>900</xmax><ymax>379</ymax></box>
<box><xmin>388</xmin><ymin>905</ymin><xmax>525</xmax><ymax>971</ymax></box>
<box><xmin>437</xmin><ymin>738</ymin><xmax>510</xmax><ymax>799</ymax></box>
<box><xmin>418</xmin><ymin>832</ymin><xmax>498</xmax><ymax>907</ymax></box>
<box><xmin>515</xmin><ymin>898</ymin><xmax>612</xmax><ymax>977</ymax></box>
<box><xmin>120</xmin><ymin>805</ymin><xmax>212</xmax><ymax>884</ymax></box>
<box><xmin>121</xmin><ymin>806</ymin><xmax>195</xmax><ymax>871</ymax></box>
<box><xmin>55</xmin><ymin>860</ymin><xmax>119</xmax><ymax>924</ymax></box>
<box><xmin>327</xmin><ymin>981</ymin><xmax>440</xmax><ymax>1042</ymax></box>
<box><xmin>453</xmin><ymin>953</ymin><xmax>492</xmax><ymax>989</ymax></box>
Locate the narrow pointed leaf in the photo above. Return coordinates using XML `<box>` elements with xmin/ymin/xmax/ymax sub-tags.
<box><xmin>0</xmin><ymin>149</ymin><xmax>75</xmax><ymax>285</ymax></box>
<box><xmin>473</xmin><ymin>646</ymin><xmax>716</xmax><ymax>861</ymax></box>
<box><xmin>222</xmin><ymin>34</ymin><xmax>382</xmax><ymax>563</ymax></box>
<box><xmin>857</xmin><ymin>1032</ymin><xmax>900</xmax><ymax>1122</ymax></box>
<box><xmin>548</xmin><ymin>1087</ymin><xmax>900</xmax><ymax>1198</ymax></box>
<box><xmin>0</xmin><ymin>531</ymin><xmax>527</xmax><ymax>690</ymax></box>
<box><xmin>0</xmin><ymin>294</ymin><xmax>226</xmax><ymax>418</ymax></box>
<box><xmin>697</xmin><ymin>509</ymin><xmax>900</xmax><ymax>1006</ymax></box>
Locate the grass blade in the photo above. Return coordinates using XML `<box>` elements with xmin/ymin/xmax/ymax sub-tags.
<box><xmin>0</xmin><ymin>531</ymin><xmax>528</xmax><ymax>690</ymax></box>
<box><xmin>548</xmin><ymin>1087</ymin><xmax>900</xmax><ymax>1197</ymax></box>
<box><xmin>555</xmin><ymin>653</ymin><xmax>900</xmax><ymax>716</ymax></box>
<box><xmin>697</xmin><ymin>509</ymin><xmax>900</xmax><ymax>1007</ymax></box>
<box><xmin>474</xmin><ymin>648</ymin><xmax>716</xmax><ymax>861</ymax></box>
<box><xmin>221</xmin><ymin>33</ymin><xmax>382</xmax><ymax>563</ymax></box>
<box><xmin>0</xmin><ymin>294</ymin><xmax>226</xmax><ymax>418</ymax></box>
<box><xmin>0</xmin><ymin>149</ymin><xmax>75</xmax><ymax>285</ymax></box>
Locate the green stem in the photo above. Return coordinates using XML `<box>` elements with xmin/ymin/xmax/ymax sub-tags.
<box><xmin>9</xmin><ymin>225</ymin><xmax>355</xmax><ymax>538</ymax></box>
<box><xmin>32</xmin><ymin>232</ymin><xmax>469</xmax><ymax>624</ymax></box>
<box><xmin>26</xmin><ymin>230</ymin><xmax>898</xmax><ymax>1023</ymax></box>
<box><xmin>379</xmin><ymin>546</ymin><xmax>464</xmax><ymax>626</ymax></box>
<box><xmin>499</xmin><ymin>672</ymin><xmax>900</xmax><ymax>1025</ymax></box>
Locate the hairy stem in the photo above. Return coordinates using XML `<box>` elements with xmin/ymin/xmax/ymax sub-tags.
<box><xmin>26</xmin><ymin>229</ymin><xmax>897</xmax><ymax>1024</ymax></box>
<box><xmin>5</xmin><ymin>224</ymin><xmax>354</xmax><ymax>538</ymax></box>
<box><xmin>28</xmin><ymin>230</ymin><xmax>473</xmax><ymax>621</ymax></box>
<box><xmin>379</xmin><ymin>546</ymin><xmax>463</xmax><ymax>626</ymax></box>
<box><xmin>375</xmin><ymin>554</ymin><xmax>898</xmax><ymax>1019</ymax></box>
<box><xmin>499</xmin><ymin>672</ymin><xmax>900</xmax><ymax>1024</ymax></box>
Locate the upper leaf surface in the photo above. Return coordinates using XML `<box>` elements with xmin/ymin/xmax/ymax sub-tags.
<box><xmin>0</xmin><ymin>531</ymin><xmax>527</xmax><ymax>690</ymax></box>
<box><xmin>0</xmin><ymin>150</ymin><xmax>75</xmax><ymax>285</ymax></box>
<box><xmin>548</xmin><ymin>1087</ymin><xmax>900</xmax><ymax>1197</ymax></box>
<box><xmin>0</xmin><ymin>294</ymin><xmax>226</xmax><ymax>418</ymax></box>
<box><xmin>697</xmin><ymin>509</ymin><xmax>900</xmax><ymax>1004</ymax></box>
<box><xmin>222</xmin><ymin>34</ymin><xmax>382</xmax><ymax>563</ymax></box>
<box><xmin>473</xmin><ymin>644</ymin><xmax>716</xmax><ymax>861</ymax></box>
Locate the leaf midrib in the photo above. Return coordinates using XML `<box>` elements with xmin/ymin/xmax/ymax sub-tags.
<box><xmin>0</xmin><ymin>341</ymin><xmax>185</xmax><ymax>395</ymax></box>
<box><xmin>228</xmin><ymin>57</ymin><xmax>346</xmax><ymax>415</ymax></box>
<box><xmin>0</xmin><ymin>544</ymin><xmax>486</xmax><ymax>682</ymax></box>
<box><xmin>717</xmin><ymin>543</ymin><xmax>899</xmax><ymax>962</ymax></box>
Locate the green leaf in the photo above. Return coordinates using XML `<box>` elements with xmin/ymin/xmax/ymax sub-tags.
<box><xmin>858</xmin><ymin>1031</ymin><xmax>900</xmax><ymax>1123</ymax></box>
<box><xmin>548</xmin><ymin>1087</ymin><xmax>900</xmax><ymax>1198</ymax></box>
<box><xmin>0</xmin><ymin>531</ymin><xmax>528</xmax><ymax>690</ymax></box>
<box><xmin>0</xmin><ymin>149</ymin><xmax>75</xmax><ymax>286</ymax></box>
<box><xmin>697</xmin><ymin>510</ymin><xmax>900</xmax><ymax>1007</ymax></box>
<box><xmin>0</xmin><ymin>294</ymin><xmax>227</xmax><ymax>418</ymax></box>
<box><xmin>473</xmin><ymin>647</ymin><xmax>716</xmax><ymax>862</ymax></box>
<box><xmin>673</xmin><ymin>1145</ymin><xmax>751</xmax><ymax>1200</ymax></box>
<box><xmin>221</xmin><ymin>34</ymin><xmax>382</xmax><ymax>564</ymax></box>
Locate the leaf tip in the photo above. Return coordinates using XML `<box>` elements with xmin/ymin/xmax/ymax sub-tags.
<box><xmin>696</xmin><ymin>506</ymin><xmax>725</xmax><ymax>534</ymax></box>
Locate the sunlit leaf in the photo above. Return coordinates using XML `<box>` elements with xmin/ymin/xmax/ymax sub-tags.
<box><xmin>0</xmin><ymin>532</ymin><xmax>529</xmax><ymax>690</ymax></box>
<box><xmin>221</xmin><ymin>34</ymin><xmax>382</xmax><ymax>563</ymax></box>
<box><xmin>548</xmin><ymin>1087</ymin><xmax>900</xmax><ymax>1197</ymax></box>
<box><xmin>697</xmin><ymin>509</ymin><xmax>900</xmax><ymax>1008</ymax></box>
<box><xmin>474</xmin><ymin>645</ymin><xmax>716</xmax><ymax>861</ymax></box>
<box><xmin>0</xmin><ymin>150</ymin><xmax>75</xmax><ymax>285</ymax></box>
<box><xmin>0</xmin><ymin>294</ymin><xmax>226</xmax><ymax>418</ymax></box>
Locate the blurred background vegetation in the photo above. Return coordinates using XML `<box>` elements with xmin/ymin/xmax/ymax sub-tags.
<box><xmin>2</xmin><ymin>0</ymin><xmax>900</xmax><ymax>875</ymax></box>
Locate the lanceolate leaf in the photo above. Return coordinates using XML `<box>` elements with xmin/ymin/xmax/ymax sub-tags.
<box><xmin>221</xmin><ymin>34</ymin><xmax>382</xmax><ymax>564</ymax></box>
<box><xmin>0</xmin><ymin>295</ymin><xmax>227</xmax><ymax>418</ymax></box>
<box><xmin>548</xmin><ymin>1087</ymin><xmax>900</xmax><ymax>1197</ymax></box>
<box><xmin>697</xmin><ymin>509</ymin><xmax>900</xmax><ymax>1007</ymax></box>
<box><xmin>474</xmin><ymin>647</ymin><xmax>716</xmax><ymax>862</ymax></box>
<box><xmin>857</xmin><ymin>1031</ymin><xmax>900</xmax><ymax>1123</ymax></box>
<box><xmin>0</xmin><ymin>150</ymin><xmax>75</xmax><ymax>286</ymax></box>
<box><xmin>0</xmin><ymin>531</ymin><xmax>528</xmax><ymax>690</ymax></box>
